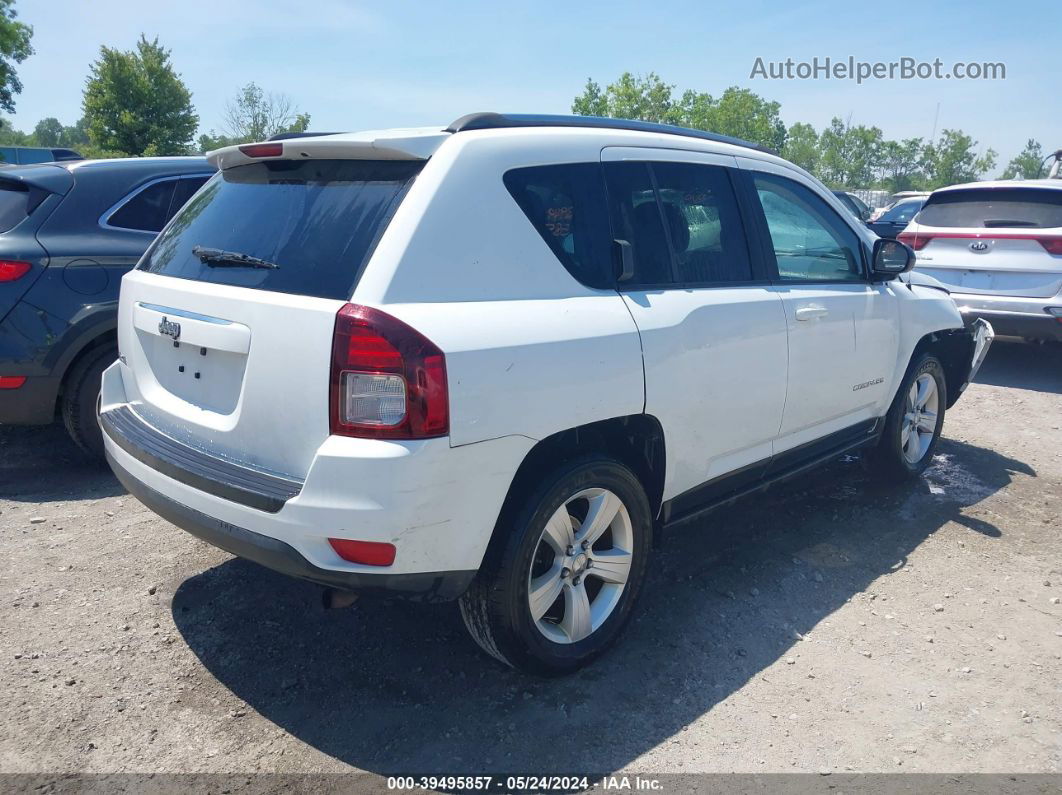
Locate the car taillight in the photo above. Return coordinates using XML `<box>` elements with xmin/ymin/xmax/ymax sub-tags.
<box><xmin>0</xmin><ymin>260</ymin><xmax>31</xmax><ymax>282</ymax></box>
<box><xmin>896</xmin><ymin>232</ymin><xmax>931</xmax><ymax>251</ymax></box>
<box><xmin>0</xmin><ymin>376</ymin><xmax>26</xmax><ymax>389</ymax></box>
<box><xmin>329</xmin><ymin>303</ymin><xmax>448</xmax><ymax>439</ymax></box>
<box><xmin>238</xmin><ymin>142</ymin><xmax>283</xmax><ymax>158</ymax></box>
<box><xmin>1037</xmin><ymin>237</ymin><xmax>1062</xmax><ymax>255</ymax></box>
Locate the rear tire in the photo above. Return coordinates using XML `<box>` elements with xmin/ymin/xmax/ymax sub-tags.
<box><xmin>61</xmin><ymin>343</ymin><xmax>118</xmax><ymax>460</ymax></box>
<box><xmin>459</xmin><ymin>456</ymin><xmax>652</xmax><ymax>676</ymax></box>
<box><xmin>865</xmin><ymin>353</ymin><xmax>946</xmax><ymax>482</ymax></box>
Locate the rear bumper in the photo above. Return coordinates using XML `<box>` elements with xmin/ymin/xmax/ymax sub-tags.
<box><xmin>0</xmin><ymin>375</ymin><xmax>59</xmax><ymax>425</ymax></box>
<box><xmin>953</xmin><ymin>292</ymin><xmax>1062</xmax><ymax>341</ymax></box>
<box><xmin>97</xmin><ymin>361</ymin><xmax>533</xmax><ymax>599</ymax></box>
<box><xmin>106</xmin><ymin>448</ymin><xmax>475</xmax><ymax>601</ymax></box>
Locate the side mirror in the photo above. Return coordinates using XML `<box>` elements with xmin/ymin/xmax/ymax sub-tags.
<box><xmin>614</xmin><ymin>239</ymin><xmax>635</xmax><ymax>282</ymax></box>
<box><xmin>871</xmin><ymin>238</ymin><xmax>915</xmax><ymax>279</ymax></box>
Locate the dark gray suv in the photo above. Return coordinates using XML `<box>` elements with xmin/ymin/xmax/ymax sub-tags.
<box><xmin>0</xmin><ymin>157</ymin><xmax>215</xmax><ymax>456</ymax></box>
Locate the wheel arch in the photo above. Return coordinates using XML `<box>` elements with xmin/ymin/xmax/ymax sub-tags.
<box><xmin>909</xmin><ymin>327</ymin><xmax>975</xmax><ymax>408</ymax></box>
<box><xmin>483</xmin><ymin>414</ymin><xmax>666</xmax><ymax>564</ymax></box>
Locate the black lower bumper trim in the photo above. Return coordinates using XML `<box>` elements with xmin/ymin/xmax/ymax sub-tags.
<box><xmin>107</xmin><ymin>450</ymin><xmax>476</xmax><ymax>602</ymax></box>
<box><xmin>99</xmin><ymin>405</ymin><xmax>302</xmax><ymax>513</ymax></box>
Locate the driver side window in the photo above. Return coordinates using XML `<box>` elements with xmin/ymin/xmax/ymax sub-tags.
<box><xmin>754</xmin><ymin>174</ymin><xmax>864</xmax><ymax>282</ymax></box>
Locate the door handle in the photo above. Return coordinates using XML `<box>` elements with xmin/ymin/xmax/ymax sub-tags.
<box><xmin>795</xmin><ymin>305</ymin><xmax>829</xmax><ymax>321</ymax></box>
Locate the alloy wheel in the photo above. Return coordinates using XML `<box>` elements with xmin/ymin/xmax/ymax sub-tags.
<box><xmin>527</xmin><ymin>488</ymin><xmax>634</xmax><ymax>644</ymax></box>
<box><xmin>901</xmin><ymin>372</ymin><xmax>939</xmax><ymax>464</ymax></box>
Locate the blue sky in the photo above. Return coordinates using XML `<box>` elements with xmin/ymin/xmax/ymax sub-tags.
<box><xmin>8</xmin><ymin>0</ymin><xmax>1058</xmax><ymax>169</ymax></box>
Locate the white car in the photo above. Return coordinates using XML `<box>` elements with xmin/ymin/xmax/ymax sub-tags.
<box><xmin>900</xmin><ymin>180</ymin><xmax>1062</xmax><ymax>342</ymax></box>
<box><xmin>98</xmin><ymin>114</ymin><xmax>993</xmax><ymax>674</ymax></box>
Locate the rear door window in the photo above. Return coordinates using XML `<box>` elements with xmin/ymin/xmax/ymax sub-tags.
<box><xmin>107</xmin><ymin>179</ymin><xmax>178</xmax><ymax>233</ymax></box>
<box><xmin>648</xmin><ymin>161</ymin><xmax>753</xmax><ymax>284</ymax></box>
<box><xmin>140</xmin><ymin>159</ymin><xmax>422</xmax><ymax>299</ymax></box>
<box><xmin>0</xmin><ymin>182</ymin><xmax>30</xmax><ymax>233</ymax></box>
<box><xmin>917</xmin><ymin>188</ymin><xmax>1062</xmax><ymax>228</ymax></box>
<box><xmin>603</xmin><ymin>161</ymin><xmax>672</xmax><ymax>286</ymax></box>
<box><xmin>503</xmin><ymin>163</ymin><xmax>613</xmax><ymax>288</ymax></box>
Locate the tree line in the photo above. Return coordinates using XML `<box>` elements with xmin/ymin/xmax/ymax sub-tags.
<box><xmin>573</xmin><ymin>73</ymin><xmax>1047</xmax><ymax>190</ymax></box>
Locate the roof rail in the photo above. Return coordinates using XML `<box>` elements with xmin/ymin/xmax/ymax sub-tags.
<box><xmin>267</xmin><ymin>131</ymin><xmax>344</xmax><ymax>142</ymax></box>
<box><xmin>445</xmin><ymin>112</ymin><xmax>776</xmax><ymax>155</ymax></box>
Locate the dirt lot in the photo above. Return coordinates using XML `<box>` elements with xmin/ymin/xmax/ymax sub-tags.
<box><xmin>0</xmin><ymin>339</ymin><xmax>1060</xmax><ymax>778</ymax></box>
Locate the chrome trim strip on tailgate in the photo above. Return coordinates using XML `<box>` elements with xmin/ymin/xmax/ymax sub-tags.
<box><xmin>99</xmin><ymin>405</ymin><xmax>303</xmax><ymax>513</ymax></box>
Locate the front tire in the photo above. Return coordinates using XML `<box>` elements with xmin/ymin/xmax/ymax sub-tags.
<box><xmin>459</xmin><ymin>456</ymin><xmax>652</xmax><ymax>675</ymax></box>
<box><xmin>866</xmin><ymin>353</ymin><xmax>946</xmax><ymax>481</ymax></box>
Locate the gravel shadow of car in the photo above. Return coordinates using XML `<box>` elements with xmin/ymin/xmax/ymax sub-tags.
<box><xmin>171</xmin><ymin>437</ymin><xmax>1033</xmax><ymax>775</ymax></box>
<box><xmin>0</xmin><ymin>423</ymin><xmax>124</xmax><ymax>502</ymax></box>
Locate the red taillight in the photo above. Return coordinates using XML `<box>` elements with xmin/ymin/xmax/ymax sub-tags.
<box><xmin>329</xmin><ymin>303</ymin><xmax>449</xmax><ymax>439</ymax></box>
<box><xmin>1038</xmin><ymin>237</ymin><xmax>1062</xmax><ymax>255</ymax></box>
<box><xmin>0</xmin><ymin>376</ymin><xmax>26</xmax><ymax>389</ymax></box>
<box><xmin>0</xmin><ymin>260</ymin><xmax>31</xmax><ymax>282</ymax></box>
<box><xmin>896</xmin><ymin>232</ymin><xmax>931</xmax><ymax>251</ymax></box>
<box><xmin>238</xmin><ymin>142</ymin><xmax>283</xmax><ymax>158</ymax></box>
<box><xmin>328</xmin><ymin>538</ymin><xmax>397</xmax><ymax>566</ymax></box>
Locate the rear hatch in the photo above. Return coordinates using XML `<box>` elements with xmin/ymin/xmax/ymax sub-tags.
<box><xmin>0</xmin><ymin>165</ymin><xmax>73</xmax><ymax>321</ymax></box>
<box><xmin>902</xmin><ymin>186</ymin><xmax>1062</xmax><ymax>297</ymax></box>
<box><xmin>117</xmin><ymin>152</ymin><xmax>426</xmax><ymax>479</ymax></box>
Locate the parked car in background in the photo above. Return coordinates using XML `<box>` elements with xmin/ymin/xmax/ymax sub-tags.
<box><xmin>900</xmin><ymin>180</ymin><xmax>1062</xmax><ymax>343</ymax></box>
<box><xmin>99</xmin><ymin>114</ymin><xmax>991</xmax><ymax>674</ymax></box>
<box><xmin>868</xmin><ymin>191</ymin><xmax>929</xmax><ymax>222</ymax></box>
<box><xmin>0</xmin><ymin>157</ymin><xmax>215</xmax><ymax>455</ymax></box>
<box><xmin>867</xmin><ymin>196</ymin><xmax>926</xmax><ymax>238</ymax></box>
<box><xmin>832</xmin><ymin>190</ymin><xmax>871</xmax><ymax>221</ymax></box>
<box><xmin>0</xmin><ymin>145</ymin><xmax>83</xmax><ymax>165</ymax></box>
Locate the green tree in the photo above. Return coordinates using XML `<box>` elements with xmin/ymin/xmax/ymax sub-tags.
<box><xmin>0</xmin><ymin>116</ymin><xmax>28</xmax><ymax>145</ymax></box>
<box><xmin>676</xmin><ymin>87</ymin><xmax>786</xmax><ymax>151</ymax></box>
<box><xmin>571</xmin><ymin>72</ymin><xmax>678</xmax><ymax>123</ymax></box>
<box><xmin>782</xmin><ymin>122</ymin><xmax>820</xmax><ymax>174</ymax></box>
<box><xmin>572</xmin><ymin>73</ymin><xmax>785</xmax><ymax>150</ymax></box>
<box><xmin>877</xmin><ymin>137</ymin><xmax>925</xmax><ymax>192</ymax></box>
<box><xmin>33</xmin><ymin>116</ymin><xmax>62</xmax><ymax>146</ymax></box>
<box><xmin>0</xmin><ymin>0</ymin><xmax>32</xmax><ymax>113</ymax></box>
<box><xmin>197</xmin><ymin>82</ymin><xmax>310</xmax><ymax>152</ymax></box>
<box><xmin>922</xmin><ymin>129</ymin><xmax>997</xmax><ymax>189</ymax></box>
<box><xmin>1000</xmin><ymin>139</ymin><xmax>1044</xmax><ymax>179</ymax></box>
<box><xmin>82</xmin><ymin>35</ymin><xmax>198</xmax><ymax>156</ymax></box>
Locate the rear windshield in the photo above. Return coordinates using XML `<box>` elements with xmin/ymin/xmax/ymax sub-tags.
<box><xmin>139</xmin><ymin>159</ymin><xmax>423</xmax><ymax>299</ymax></box>
<box><xmin>917</xmin><ymin>188</ymin><xmax>1062</xmax><ymax>229</ymax></box>
<box><xmin>0</xmin><ymin>182</ymin><xmax>30</xmax><ymax>233</ymax></box>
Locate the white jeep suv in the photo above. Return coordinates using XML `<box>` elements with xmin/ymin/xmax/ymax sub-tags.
<box><xmin>99</xmin><ymin>114</ymin><xmax>993</xmax><ymax>675</ymax></box>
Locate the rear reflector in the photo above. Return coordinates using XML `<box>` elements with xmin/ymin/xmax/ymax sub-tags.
<box><xmin>238</xmin><ymin>142</ymin><xmax>283</xmax><ymax>158</ymax></box>
<box><xmin>0</xmin><ymin>260</ymin><xmax>31</xmax><ymax>282</ymax></box>
<box><xmin>0</xmin><ymin>376</ymin><xmax>26</xmax><ymax>389</ymax></box>
<box><xmin>328</xmin><ymin>538</ymin><xmax>397</xmax><ymax>566</ymax></box>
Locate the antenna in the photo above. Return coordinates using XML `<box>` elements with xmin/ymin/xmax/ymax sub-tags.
<box><xmin>929</xmin><ymin>102</ymin><xmax>941</xmax><ymax>143</ymax></box>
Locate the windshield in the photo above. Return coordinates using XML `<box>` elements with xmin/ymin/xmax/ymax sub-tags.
<box><xmin>916</xmin><ymin>188</ymin><xmax>1062</xmax><ymax>229</ymax></box>
<box><xmin>139</xmin><ymin>159</ymin><xmax>423</xmax><ymax>299</ymax></box>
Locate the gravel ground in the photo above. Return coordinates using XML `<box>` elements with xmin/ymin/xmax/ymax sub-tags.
<box><xmin>1</xmin><ymin>338</ymin><xmax>1060</xmax><ymax>778</ymax></box>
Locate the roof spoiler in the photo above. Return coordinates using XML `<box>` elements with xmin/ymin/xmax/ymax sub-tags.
<box><xmin>0</xmin><ymin>163</ymin><xmax>74</xmax><ymax>196</ymax></box>
<box><xmin>446</xmin><ymin>112</ymin><xmax>777</xmax><ymax>155</ymax></box>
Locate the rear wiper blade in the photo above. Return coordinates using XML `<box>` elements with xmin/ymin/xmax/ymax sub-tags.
<box><xmin>192</xmin><ymin>245</ymin><xmax>280</xmax><ymax>270</ymax></box>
